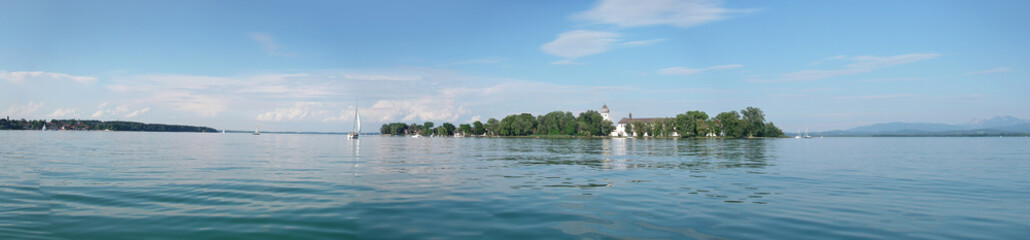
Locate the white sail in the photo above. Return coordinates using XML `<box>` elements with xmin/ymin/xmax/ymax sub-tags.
<box><xmin>354</xmin><ymin>108</ymin><xmax>361</xmax><ymax>134</ymax></box>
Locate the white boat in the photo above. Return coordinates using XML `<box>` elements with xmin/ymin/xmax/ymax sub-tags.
<box><xmin>347</xmin><ymin>107</ymin><xmax>361</xmax><ymax>139</ymax></box>
<box><xmin>253</xmin><ymin>124</ymin><xmax>260</xmax><ymax>135</ymax></box>
<box><xmin>42</xmin><ymin>124</ymin><xmax>46</xmax><ymax>131</ymax></box>
<box><xmin>411</xmin><ymin>134</ymin><xmax>420</xmax><ymax>138</ymax></box>
<box><xmin>794</xmin><ymin>129</ymin><xmax>801</xmax><ymax>139</ymax></box>
<box><xmin>804</xmin><ymin>128</ymin><xmax>812</xmax><ymax>138</ymax></box>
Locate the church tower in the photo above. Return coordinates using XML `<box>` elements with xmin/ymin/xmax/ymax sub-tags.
<box><xmin>601</xmin><ymin>104</ymin><xmax>610</xmax><ymax>122</ymax></box>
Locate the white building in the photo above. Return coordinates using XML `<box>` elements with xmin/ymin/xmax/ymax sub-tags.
<box><xmin>605</xmin><ymin>104</ymin><xmax>679</xmax><ymax>137</ymax></box>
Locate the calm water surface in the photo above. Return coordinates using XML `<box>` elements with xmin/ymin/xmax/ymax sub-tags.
<box><xmin>1</xmin><ymin>131</ymin><xmax>1028</xmax><ymax>239</ymax></box>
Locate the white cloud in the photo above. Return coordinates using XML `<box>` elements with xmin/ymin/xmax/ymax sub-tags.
<box><xmin>47</xmin><ymin>108</ymin><xmax>79</xmax><ymax>118</ymax></box>
<box><xmin>752</xmin><ymin>53</ymin><xmax>941</xmax><ymax>82</ymax></box>
<box><xmin>541</xmin><ymin>30</ymin><xmax>620</xmax><ymax>60</ymax></box>
<box><xmin>443</xmin><ymin>58</ymin><xmax>508</xmax><ymax>66</ymax></box>
<box><xmin>89</xmin><ymin>103</ymin><xmax>150</xmax><ymax>119</ymax></box>
<box><xmin>2</xmin><ymin>102</ymin><xmax>45</xmax><ymax>118</ymax></box>
<box><xmin>343</xmin><ymin>74</ymin><xmax>422</xmax><ymax>81</ymax></box>
<box><xmin>619</xmin><ymin>38</ymin><xmax>668</xmax><ymax>47</ymax></box>
<box><xmin>123</xmin><ymin>107</ymin><xmax>150</xmax><ymax>118</ymax></box>
<box><xmin>964</xmin><ymin>67</ymin><xmax>1011</xmax><ymax>76</ymax></box>
<box><xmin>658</xmin><ymin>64</ymin><xmax>742</xmax><ymax>75</ymax></box>
<box><xmin>575</xmin><ymin>0</ymin><xmax>754</xmax><ymax>28</ymax></box>
<box><xmin>0</xmin><ymin>71</ymin><xmax>97</xmax><ymax>84</ymax></box>
<box><xmin>257</xmin><ymin>102</ymin><xmax>322</xmax><ymax>122</ymax></box>
<box><xmin>836</xmin><ymin>94</ymin><xmax>917</xmax><ymax>100</ymax></box>
<box><xmin>860</xmin><ymin>77</ymin><xmax>923</xmax><ymax>82</ymax></box>
<box><xmin>249</xmin><ymin>32</ymin><xmax>295</xmax><ymax>57</ymax></box>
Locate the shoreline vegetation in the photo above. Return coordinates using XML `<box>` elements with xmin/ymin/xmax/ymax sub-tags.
<box><xmin>381</xmin><ymin>106</ymin><xmax>785</xmax><ymax>139</ymax></box>
<box><xmin>0</xmin><ymin>118</ymin><xmax>217</xmax><ymax>133</ymax></box>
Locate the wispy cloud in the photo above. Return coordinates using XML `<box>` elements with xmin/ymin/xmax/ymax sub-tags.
<box><xmin>541</xmin><ymin>30</ymin><xmax>620</xmax><ymax>61</ymax></box>
<box><xmin>964</xmin><ymin>67</ymin><xmax>1011</xmax><ymax>76</ymax></box>
<box><xmin>619</xmin><ymin>38</ymin><xmax>668</xmax><ymax>47</ymax></box>
<box><xmin>0</xmin><ymin>71</ymin><xmax>97</xmax><ymax>84</ymax></box>
<box><xmin>836</xmin><ymin>94</ymin><xmax>917</xmax><ymax>100</ymax></box>
<box><xmin>89</xmin><ymin>103</ymin><xmax>150</xmax><ymax>118</ymax></box>
<box><xmin>2</xmin><ymin>102</ymin><xmax>45</xmax><ymax>118</ymax></box>
<box><xmin>752</xmin><ymin>53</ymin><xmax>941</xmax><ymax>82</ymax></box>
<box><xmin>257</xmin><ymin>102</ymin><xmax>322</xmax><ymax>122</ymax></box>
<box><xmin>541</xmin><ymin>31</ymin><xmax>669</xmax><ymax>64</ymax></box>
<box><xmin>575</xmin><ymin>0</ymin><xmax>756</xmax><ymax>28</ymax></box>
<box><xmin>248</xmin><ymin>32</ymin><xmax>295</xmax><ymax>57</ymax></box>
<box><xmin>123</xmin><ymin>107</ymin><xmax>150</xmax><ymax>118</ymax></box>
<box><xmin>658</xmin><ymin>64</ymin><xmax>742</xmax><ymax>75</ymax></box>
<box><xmin>860</xmin><ymin>77</ymin><xmax>924</xmax><ymax>82</ymax></box>
<box><xmin>443</xmin><ymin>57</ymin><xmax>509</xmax><ymax>66</ymax></box>
<box><xmin>47</xmin><ymin>108</ymin><xmax>79</xmax><ymax>118</ymax></box>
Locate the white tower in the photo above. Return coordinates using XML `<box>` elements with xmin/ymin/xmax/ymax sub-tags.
<box><xmin>601</xmin><ymin>104</ymin><xmax>610</xmax><ymax>122</ymax></box>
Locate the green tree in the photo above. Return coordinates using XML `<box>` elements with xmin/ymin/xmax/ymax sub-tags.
<box><xmin>486</xmin><ymin>118</ymin><xmax>500</xmax><ymax>136</ymax></box>
<box><xmin>422</xmin><ymin>122</ymin><xmax>434</xmax><ymax>136</ymax></box>
<box><xmin>458</xmin><ymin>124</ymin><xmax>472</xmax><ymax>136</ymax></box>
<box><xmin>576</xmin><ymin>110</ymin><xmax>612</xmax><ymax>136</ymax></box>
<box><xmin>741</xmin><ymin>106</ymin><xmax>766</xmax><ymax>137</ymax></box>
<box><xmin>472</xmin><ymin>121</ymin><xmax>485</xmax><ymax>135</ymax></box>
<box><xmin>499</xmin><ymin>113</ymin><xmax>536</xmax><ymax>136</ymax></box>
<box><xmin>715</xmin><ymin>111</ymin><xmax>744</xmax><ymax>138</ymax></box>
<box><xmin>764</xmin><ymin>122</ymin><xmax>785</xmax><ymax>137</ymax></box>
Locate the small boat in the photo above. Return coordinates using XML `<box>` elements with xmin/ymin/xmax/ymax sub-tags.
<box><xmin>222</xmin><ymin>130</ymin><xmax>226</xmax><ymax>134</ymax></box>
<box><xmin>794</xmin><ymin>129</ymin><xmax>801</xmax><ymax>139</ymax></box>
<box><xmin>347</xmin><ymin>107</ymin><xmax>361</xmax><ymax>139</ymax></box>
<box><xmin>42</xmin><ymin>124</ymin><xmax>46</xmax><ymax>131</ymax></box>
<box><xmin>253</xmin><ymin>124</ymin><xmax>260</xmax><ymax>135</ymax></box>
<box><xmin>411</xmin><ymin>134</ymin><xmax>420</xmax><ymax>138</ymax></box>
<box><xmin>804</xmin><ymin>128</ymin><xmax>812</xmax><ymax>138</ymax></box>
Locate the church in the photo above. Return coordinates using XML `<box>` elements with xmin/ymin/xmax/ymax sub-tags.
<box><xmin>602</xmin><ymin>104</ymin><xmax>679</xmax><ymax>137</ymax></box>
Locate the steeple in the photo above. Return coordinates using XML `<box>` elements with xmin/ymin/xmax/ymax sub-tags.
<box><xmin>600</xmin><ymin>103</ymin><xmax>610</xmax><ymax>122</ymax></box>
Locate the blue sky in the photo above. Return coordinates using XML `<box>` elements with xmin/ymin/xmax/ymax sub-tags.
<box><xmin>1</xmin><ymin>0</ymin><xmax>1027</xmax><ymax>131</ymax></box>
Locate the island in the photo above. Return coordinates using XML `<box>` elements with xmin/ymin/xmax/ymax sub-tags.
<box><xmin>0</xmin><ymin>118</ymin><xmax>217</xmax><ymax>133</ymax></box>
<box><xmin>381</xmin><ymin>106</ymin><xmax>784</xmax><ymax>138</ymax></box>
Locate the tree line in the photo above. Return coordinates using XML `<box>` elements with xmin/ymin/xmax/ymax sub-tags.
<box><xmin>379</xmin><ymin>110</ymin><xmax>615</xmax><ymax>137</ymax></box>
<box><xmin>0</xmin><ymin>118</ymin><xmax>217</xmax><ymax>132</ymax></box>
<box><xmin>379</xmin><ymin>107</ymin><xmax>783</xmax><ymax>138</ymax></box>
<box><xmin>624</xmin><ymin>107</ymin><xmax>783</xmax><ymax>138</ymax></box>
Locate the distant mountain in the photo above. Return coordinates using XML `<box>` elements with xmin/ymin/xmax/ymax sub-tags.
<box><xmin>815</xmin><ymin>116</ymin><xmax>1030</xmax><ymax>136</ymax></box>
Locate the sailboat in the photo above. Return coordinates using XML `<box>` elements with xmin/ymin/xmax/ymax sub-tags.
<box><xmin>253</xmin><ymin>124</ymin><xmax>260</xmax><ymax>135</ymax></box>
<box><xmin>804</xmin><ymin>128</ymin><xmax>812</xmax><ymax>138</ymax></box>
<box><xmin>794</xmin><ymin>129</ymin><xmax>801</xmax><ymax>139</ymax></box>
<box><xmin>347</xmin><ymin>108</ymin><xmax>361</xmax><ymax>139</ymax></box>
<box><xmin>42</xmin><ymin>124</ymin><xmax>46</xmax><ymax>131</ymax></box>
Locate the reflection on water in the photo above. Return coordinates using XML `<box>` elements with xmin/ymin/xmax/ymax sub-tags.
<box><xmin>507</xmin><ymin>138</ymin><xmax>772</xmax><ymax>172</ymax></box>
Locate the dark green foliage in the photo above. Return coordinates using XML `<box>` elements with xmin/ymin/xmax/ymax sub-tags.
<box><xmin>675</xmin><ymin>111</ymin><xmax>709</xmax><ymax>137</ymax></box>
<box><xmin>499</xmin><ymin>113</ymin><xmax>537</xmax><ymax>136</ymax></box>
<box><xmin>715</xmin><ymin>111</ymin><xmax>745</xmax><ymax>138</ymax></box>
<box><xmin>535</xmin><ymin>111</ymin><xmax>577</xmax><ymax>135</ymax></box>
<box><xmin>472</xmin><ymin>121</ymin><xmax>485</xmax><ymax>135</ymax></box>
<box><xmin>0</xmin><ymin>118</ymin><xmax>216</xmax><ymax>132</ymax></box>
<box><xmin>438</xmin><ymin>122</ymin><xmax>456</xmax><ymax>136</ymax></box>
<box><xmin>764</xmin><ymin>122</ymin><xmax>785</xmax><ymax>137</ymax></box>
<box><xmin>486</xmin><ymin>118</ymin><xmax>500</xmax><ymax>136</ymax></box>
<box><xmin>458</xmin><ymin>124</ymin><xmax>472</xmax><ymax>135</ymax></box>
<box><xmin>575</xmin><ymin>110</ymin><xmax>613</xmax><ymax>136</ymax></box>
<box><xmin>379</xmin><ymin>122</ymin><xmax>409</xmax><ymax>135</ymax></box>
<box><xmin>741</xmin><ymin>106</ymin><xmax>766</xmax><ymax>137</ymax></box>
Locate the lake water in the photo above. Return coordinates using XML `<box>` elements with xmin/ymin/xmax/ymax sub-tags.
<box><xmin>2</xmin><ymin>131</ymin><xmax>1028</xmax><ymax>239</ymax></box>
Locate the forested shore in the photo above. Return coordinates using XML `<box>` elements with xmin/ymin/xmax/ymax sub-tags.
<box><xmin>0</xmin><ymin>118</ymin><xmax>217</xmax><ymax>132</ymax></box>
